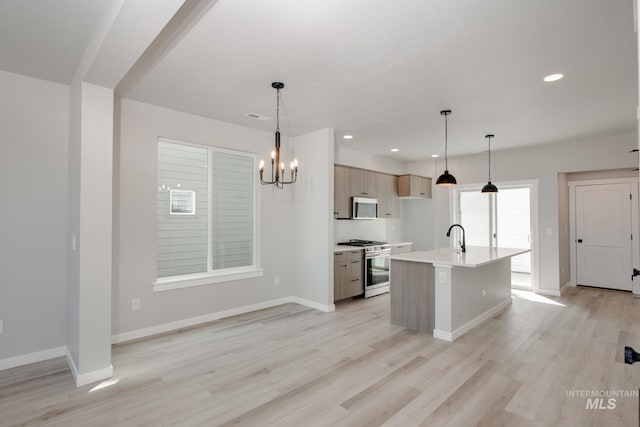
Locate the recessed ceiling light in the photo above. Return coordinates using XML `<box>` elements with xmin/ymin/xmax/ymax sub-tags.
<box><xmin>390</xmin><ymin>148</ymin><xmax>399</xmax><ymax>152</ymax></box>
<box><xmin>343</xmin><ymin>135</ymin><xmax>353</xmax><ymax>140</ymax></box>
<box><xmin>431</xmin><ymin>154</ymin><xmax>439</xmax><ymax>158</ymax></box>
<box><xmin>543</xmin><ymin>73</ymin><xmax>563</xmax><ymax>82</ymax></box>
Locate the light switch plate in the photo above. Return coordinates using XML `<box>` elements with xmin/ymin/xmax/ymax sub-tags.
<box><xmin>439</xmin><ymin>272</ymin><xmax>447</xmax><ymax>283</ymax></box>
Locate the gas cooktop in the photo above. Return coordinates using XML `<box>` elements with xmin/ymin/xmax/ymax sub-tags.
<box><xmin>338</xmin><ymin>239</ymin><xmax>388</xmax><ymax>247</ymax></box>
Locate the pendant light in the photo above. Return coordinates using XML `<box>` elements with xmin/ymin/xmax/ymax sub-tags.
<box><xmin>259</xmin><ymin>82</ymin><xmax>298</xmax><ymax>189</ymax></box>
<box><xmin>481</xmin><ymin>134</ymin><xmax>498</xmax><ymax>193</ymax></box>
<box><xmin>436</xmin><ymin>110</ymin><xmax>457</xmax><ymax>186</ymax></box>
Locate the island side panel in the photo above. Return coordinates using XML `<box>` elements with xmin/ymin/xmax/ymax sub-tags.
<box><xmin>390</xmin><ymin>259</ymin><xmax>435</xmax><ymax>334</ymax></box>
<box><xmin>450</xmin><ymin>257</ymin><xmax>512</xmax><ymax>333</ymax></box>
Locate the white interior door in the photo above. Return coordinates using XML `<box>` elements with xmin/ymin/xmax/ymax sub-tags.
<box><xmin>575</xmin><ymin>183</ymin><xmax>632</xmax><ymax>291</ymax></box>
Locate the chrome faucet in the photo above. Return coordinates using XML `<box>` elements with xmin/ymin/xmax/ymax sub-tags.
<box><xmin>446</xmin><ymin>224</ymin><xmax>466</xmax><ymax>253</ymax></box>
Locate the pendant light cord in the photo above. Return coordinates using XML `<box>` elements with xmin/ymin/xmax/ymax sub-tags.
<box><xmin>488</xmin><ymin>138</ymin><xmax>491</xmax><ymax>181</ymax></box>
<box><xmin>444</xmin><ymin>113</ymin><xmax>448</xmax><ymax>170</ymax></box>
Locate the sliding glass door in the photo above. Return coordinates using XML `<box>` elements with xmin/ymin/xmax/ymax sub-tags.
<box><xmin>453</xmin><ymin>185</ymin><xmax>532</xmax><ymax>288</ymax></box>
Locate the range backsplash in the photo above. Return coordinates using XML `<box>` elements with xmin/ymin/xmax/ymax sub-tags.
<box><xmin>334</xmin><ymin>218</ymin><xmax>402</xmax><ymax>244</ymax></box>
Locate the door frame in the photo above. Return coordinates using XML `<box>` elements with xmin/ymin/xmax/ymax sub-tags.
<box><xmin>450</xmin><ymin>179</ymin><xmax>540</xmax><ymax>293</ymax></box>
<box><xmin>568</xmin><ymin>177</ymin><xmax>639</xmax><ymax>287</ymax></box>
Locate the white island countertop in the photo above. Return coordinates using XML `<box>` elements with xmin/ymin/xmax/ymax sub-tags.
<box><xmin>390</xmin><ymin>246</ymin><xmax>530</xmax><ymax>268</ymax></box>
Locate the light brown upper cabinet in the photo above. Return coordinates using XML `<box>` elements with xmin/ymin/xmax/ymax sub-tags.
<box><xmin>334</xmin><ymin>165</ymin><xmax>401</xmax><ymax>219</ymax></box>
<box><xmin>376</xmin><ymin>173</ymin><xmax>399</xmax><ymax>218</ymax></box>
<box><xmin>334</xmin><ymin>165</ymin><xmax>351</xmax><ymax>218</ymax></box>
<box><xmin>398</xmin><ymin>174</ymin><xmax>432</xmax><ymax>198</ymax></box>
<box><xmin>348</xmin><ymin>167</ymin><xmax>377</xmax><ymax>198</ymax></box>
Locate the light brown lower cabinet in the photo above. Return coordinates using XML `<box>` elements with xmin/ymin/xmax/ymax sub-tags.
<box><xmin>334</xmin><ymin>249</ymin><xmax>364</xmax><ymax>301</ymax></box>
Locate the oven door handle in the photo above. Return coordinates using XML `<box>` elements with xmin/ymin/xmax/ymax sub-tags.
<box><xmin>366</xmin><ymin>252</ymin><xmax>390</xmax><ymax>258</ymax></box>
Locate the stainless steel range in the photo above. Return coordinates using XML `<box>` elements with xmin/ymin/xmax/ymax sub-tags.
<box><xmin>337</xmin><ymin>239</ymin><xmax>391</xmax><ymax>298</ymax></box>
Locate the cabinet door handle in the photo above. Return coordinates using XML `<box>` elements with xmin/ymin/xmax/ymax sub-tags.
<box><xmin>351</xmin><ymin>279</ymin><xmax>360</xmax><ymax>282</ymax></box>
<box><xmin>351</xmin><ymin>260</ymin><xmax>359</xmax><ymax>263</ymax></box>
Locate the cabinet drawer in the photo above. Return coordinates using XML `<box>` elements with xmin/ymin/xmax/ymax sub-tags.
<box><xmin>334</xmin><ymin>249</ymin><xmax>363</xmax><ymax>262</ymax></box>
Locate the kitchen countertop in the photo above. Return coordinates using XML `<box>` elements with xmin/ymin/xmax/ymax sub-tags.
<box><xmin>390</xmin><ymin>246</ymin><xmax>529</xmax><ymax>268</ymax></box>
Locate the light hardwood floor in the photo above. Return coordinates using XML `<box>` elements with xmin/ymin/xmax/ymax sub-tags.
<box><xmin>1</xmin><ymin>286</ymin><xmax>640</xmax><ymax>426</ymax></box>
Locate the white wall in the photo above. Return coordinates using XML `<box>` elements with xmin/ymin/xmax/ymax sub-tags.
<box><xmin>557</xmin><ymin>172</ymin><xmax>570</xmax><ymax>287</ymax></box>
<box><xmin>0</xmin><ymin>71</ymin><xmax>69</xmax><ymax>360</ymax></box>
<box><xmin>292</xmin><ymin>129</ymin><xmax>334</xmax><ymax>307</ymax></box>
<box><xmin>113</xmin><ymin>98</ymin><xmax>296</xmax><ymax>335</ymax></box>
<box><xmin>401</xmin><ymin>161</ymin><xmax>438</xmax><ymax>250</ymax></box>
<box><xmin>407</xmin><ymin>133</ymin><xmax>637</xmax><ymax>293</ymax></box>
<box><xmin>335</xmin><ymin>145</ymin><xmax>405</xmax><ymax>175</ymax></box>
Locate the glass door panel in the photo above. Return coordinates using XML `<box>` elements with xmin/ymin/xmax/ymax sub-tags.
<box><xmin>458</xmin><ymin>190</ymin><xmax>492</xmax><ymax>247</ymax></box>
<box><xmin>497</xmin><ymin>188</ymin><xmax>531</xmax><ymax>272</ymax></box>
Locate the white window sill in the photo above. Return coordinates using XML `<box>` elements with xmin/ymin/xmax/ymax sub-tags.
<box><xmin>153</xmin><ymin>267</ymin><xmax>264</xmax><ymax>292</ymax></box>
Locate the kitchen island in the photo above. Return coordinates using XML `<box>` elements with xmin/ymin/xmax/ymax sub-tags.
<box><xmin>390</xmin><ymin>246</ymin><xmax>530</xmax><ymax>342</ymax></box>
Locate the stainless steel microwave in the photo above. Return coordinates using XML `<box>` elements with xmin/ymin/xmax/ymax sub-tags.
<box><xmin>352</xmin><ymin>197</ymin><xmax>378</xmax><ymax>219</ymax></box>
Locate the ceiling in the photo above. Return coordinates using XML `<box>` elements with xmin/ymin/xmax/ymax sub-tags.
<box><xmin>1</xmin><ymin>0</ymin><xmax>637</xmax><ymax>161</ymax></box>
<box><xmin>0</xmin><ymin>0</ymin><xmax>106</xmax><ymax>84</ymax></box>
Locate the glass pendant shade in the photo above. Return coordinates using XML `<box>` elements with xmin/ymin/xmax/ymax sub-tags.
<box><xmin>436</xmin><ymin>110</ymin><xmax>456</xmax><ymax>187</ymax></box>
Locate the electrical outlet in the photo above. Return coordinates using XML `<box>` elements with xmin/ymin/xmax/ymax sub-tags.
<box><xmin>131</xmin><ymin>299</ymin><xmax>140</xmax><ymax>311</ymax></box>
<box><xmin>439</xmin><ymin>272</ymin><xmax>447</xmax><ymax>283</ymax></box>
<box><xmin>0</xmin><ymin>319</ymin><xmax>3</xmax><ymax>334</ymax></box>
<box><xmin>274</xmin><ymin>276</ymin><xmax>280</xmax><ymax>285</ymax></box>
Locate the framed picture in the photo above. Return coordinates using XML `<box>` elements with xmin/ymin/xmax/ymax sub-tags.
<box><xmin>169</xmin><ymin>189</ymin><xmax>196</xmax><ymax>215</ymax></box>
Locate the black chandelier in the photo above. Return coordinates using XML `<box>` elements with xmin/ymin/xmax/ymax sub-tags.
<box><xmin>259</xmin><ymin>82</ymin><xmax>298</xmax><ymax>189</ymax></box>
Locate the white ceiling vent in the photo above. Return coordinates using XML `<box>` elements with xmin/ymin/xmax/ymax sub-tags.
<box><xmin>245</xmin><ymin>112</ymin><xmax>272</xmax><ymax>121</ymax></box>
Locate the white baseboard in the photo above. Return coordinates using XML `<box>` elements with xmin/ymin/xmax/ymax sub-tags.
<box><xmin>1</xmin><ymin>296</ymin><xmax>333</xmax><ymax>378</ymax></box>
<box><xmin>536</xmin><ymin>288</ymin><xmax>561</xmax><ymax>297</ymax></box>
<box><xmin>559</xmin><ymin>282</ymin><xmax>574</xmax><ymax>295</ymax></box>
<box><xmin>291</xmin><ymin>296</ymin><xmax>335</xmax><ymax>313</ymax></box>
<box><xmin>0</xmin><ymin>346</ymin><xmax>66</xmax><ymax>371</ymax></box>
<box><xmin>432</xmin><ymin>329</ymin><xmax>453</xmax><ymax>341</ymax></box>
<box><xmin>433</xmin><ymin>297</ymin><xmax>512</xmax><ymax>342</ymax></box>
<box><xmin>112</xmin><ymin>296</ymin><xmax>334</xmax><ymax>344</ymax></box>
<box><xmin>65</xmin><ymin>348</ymin><xmax>113</xmax><ymax>387</ymax></box>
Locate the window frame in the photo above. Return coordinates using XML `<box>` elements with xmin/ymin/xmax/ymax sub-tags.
<box><xmin>154</xmin><ymin>138</ymin><xmax>262</xmax><ymax>292</ymax></box>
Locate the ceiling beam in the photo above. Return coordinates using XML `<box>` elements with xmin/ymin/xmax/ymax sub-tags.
<box><xmin>115</xmin><ymin>0</ymin><xmax>219</xmax><ymax>96</ymax></box>
<box><xmin>73</xmin><ymin>0</ymin><xmax>187</xmax><ymax>89</ymax></box>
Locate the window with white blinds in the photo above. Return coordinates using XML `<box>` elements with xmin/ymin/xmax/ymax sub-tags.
<box><xmin>156</xmin><ymin>139</ymin><xmax>257</xmax><ymax>284</ymax></box>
